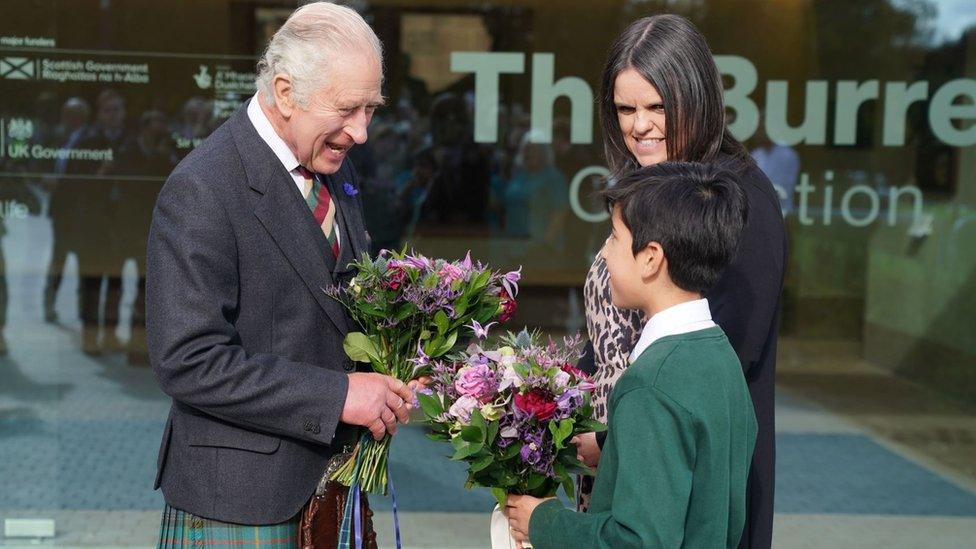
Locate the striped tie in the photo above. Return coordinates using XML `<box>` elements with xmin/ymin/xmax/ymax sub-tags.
<box><xmin>296</xmin><ymin>165</ymin><xmax>340</xmax><ymax>259</ymax></box>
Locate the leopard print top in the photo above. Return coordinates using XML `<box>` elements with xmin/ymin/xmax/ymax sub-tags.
<box><xmin>578</xmin><ymin>254</ymin><xmax>647</xmax><ymax>510</ymax></box>
<box><xmin>584</xmin><ymin>255</ymin><xmax>647</xmax><ymax>423</ymax></box>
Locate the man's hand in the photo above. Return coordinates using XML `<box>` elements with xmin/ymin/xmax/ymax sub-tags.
<box><xmin>341</xmin><ymin>373</ymin><xmax>415</xmax><ymax>440</ymax></box>
<box><xmin>505</xmin><ymin>494</ymin><xmax>552</xmax><ymax>546</ymax></box>
<box><xmin>571</xmin><ymin>432</ymin><xmax>601</xmax><ymax>468</ymax></box>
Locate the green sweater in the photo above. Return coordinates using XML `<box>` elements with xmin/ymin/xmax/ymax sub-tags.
<box><xmin>530</xmin><ymin>327</ymin><xmax>757</xmax><ymax>548</ymax></box>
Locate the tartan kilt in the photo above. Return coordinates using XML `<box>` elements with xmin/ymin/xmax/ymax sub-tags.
<box><xmin>157</xmin><ymin>504</ymin><xmax>300</xmax><ymax>548</ymax></box>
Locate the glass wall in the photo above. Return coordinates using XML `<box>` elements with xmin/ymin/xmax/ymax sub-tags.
<box><xmin>1</xmin><ymin>0</ymin><xmax>974</xmax><ymax>546</ymax></box>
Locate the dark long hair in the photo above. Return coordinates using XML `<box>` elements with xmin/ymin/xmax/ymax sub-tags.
<box><xmin>600</xmin><ymin>15</ymin><xmax>750</xmax><ymax>180</ymax></box>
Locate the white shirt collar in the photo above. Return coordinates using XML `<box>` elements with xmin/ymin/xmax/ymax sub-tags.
<box><xmin>247</xmin><ymin>93</ymin><xmax>301</xmax><ymax>174</ymax></box>
<box><xmin>630</xmin><ymin>298</ymin><xmax>716</xmax><ymax>362</ymax></box>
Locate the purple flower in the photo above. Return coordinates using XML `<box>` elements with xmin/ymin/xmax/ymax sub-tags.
<box><xmin>409</xmin><ymin>342</ymin><xmax>431</xmax><ymax>376</ymax></box>
<box><xmin>454</xmin><ymin>363</ymin><xmax>498</xmax><ymax>402</ymax></box>
<box><xmin>412</xmin><ymin>386</ymin><xmax>434</xmax><ymax>408</ymax></box>
<box><xmin>497</xmin><ymin>435</ymin><xmax>515</xmax><ymax>449</ymax></box>
<box><xmin>554</xmin><ymin>388</ymin><xmax>583</xmax><ymax>419</ymax></box>
<box><xmin>400</xmin><ymin>255</ymin><xmax>433</xmax><ymax>271</ymax></box>
<box><xmin>502</xmin><ymin>267</ymin><xmax>522</xmax><ymax>297</ymax></box>
<box><xmin>519</xmin><ymin>428</ymin><xmax>552</xmax><ymax>473</ymax></box>
<box><xmin>343</xmin><ymin>182</ymin><xmax>359</xmax><ymax>196</ymax></box>
<box><xmin>466</xmin><ymin>320</ymin><xmax>497</xmax><ymax>340</ymax></box>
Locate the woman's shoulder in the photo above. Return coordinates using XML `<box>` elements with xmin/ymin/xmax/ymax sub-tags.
<box><xmin>714</xmin><ymin>155</ymin><xmax>782</xmax><ymax>219</ymax></box>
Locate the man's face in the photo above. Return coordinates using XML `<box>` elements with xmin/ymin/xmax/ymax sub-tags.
<box><xmin>98</xmin><ymin>98</ymin><xmax>126</xmax><ymax>132</ymax></box>
<box><xmin>287</xmin><ymin>54</ymin><xmax>383</xmax><ymax>174</ymax></box>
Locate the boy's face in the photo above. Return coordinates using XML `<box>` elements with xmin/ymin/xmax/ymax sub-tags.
<box><xmin>601</xmin><ymin>206</ymin><xmax>645</xmax><ymax>310</ymax></box>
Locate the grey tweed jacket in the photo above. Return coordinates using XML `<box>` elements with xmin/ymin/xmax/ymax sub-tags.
<box><xmin>147</xmin><ymin>100</ymin><xmax>368</xmax><ymax>525</ymax></box>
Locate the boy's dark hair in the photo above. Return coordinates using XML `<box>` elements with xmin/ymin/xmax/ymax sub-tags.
<box><xmin>601</xmin><ymin>161</ymin><xmax>749</xmax><ymax>294</ymax></box>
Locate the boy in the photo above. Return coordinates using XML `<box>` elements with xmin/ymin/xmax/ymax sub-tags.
<box><xmin>506</xmin><ymin>162</ymin><xmax>757</xmax><ymax>548</ymax></box>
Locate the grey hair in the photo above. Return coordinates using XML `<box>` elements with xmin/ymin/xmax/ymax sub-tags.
<box><xmin>255</xmin><ymin>1</ymin><xmax>383</xmax><ymax>108</ymax></box>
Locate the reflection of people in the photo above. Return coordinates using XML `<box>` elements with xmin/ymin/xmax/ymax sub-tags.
<box><xmin>571</xmin><ymin>16</ymin><xmax>786</xmax><ymax>549</ymax></box>
<box><xmin>751</xmin><ymin>114</ymin><xmax>799</xmax><ymax>215</ymax></box>
<box><xmin>502</xmin><ymin>130</ymin><xmax>568</xmax><ymax>250</ymax></box>
<box><xmin>44</xmin><ymin>97</ymin><xmax>91</xmax><ymax>324</ymax></box>
<box><xmin>114</xmin><ymin>110</ymin><xmax>176</xmax><ymax>364</ymax></box>
<box><xmin>507</xmin><ymin>162</ymin><xmax>757</xmax><ymax>549</ymax></box>
<box><xmin>412</xmin><ymin>93</ymin><xmax>491</xmax><ymax>229</ymax></box>
<box><xmin>69</xmin><ymin>89</ymin><xmax>131</xmax><ymax>355</ymax></box>
<box><xmin>147</xmin><ymin>3</ymin><xmax>414</xmax><ymax>546</ymax></box>
<box><xmin>394</xmin><ymin>53</ymin><xmax>430</xmax><ymax>115</ymax></box>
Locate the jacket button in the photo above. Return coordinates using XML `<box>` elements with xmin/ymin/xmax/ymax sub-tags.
<box><xmin>312</xmin><ymin>425</ymin><xmax>321</xmax><ymax>435</ymax></box>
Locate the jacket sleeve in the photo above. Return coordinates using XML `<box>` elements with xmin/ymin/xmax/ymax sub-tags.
<box><xmin>528</xmin><ymin>387</ymin><xmax>696</xmax><ymax>548</ymax></box>
<box><xmin>146</xmin><ymin>169</ymin><xmax>349</xmax><ymax>445</ymax></box>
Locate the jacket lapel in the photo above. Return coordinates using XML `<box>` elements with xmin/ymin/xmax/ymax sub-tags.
<box><xmin>325</xmin><ymin>170</ymin><xmax>369</xmax><ymax>267</ymax></box>
<box><xmin>231</xmin><ymin>102</ymin><xmax>348</xmax><ymax>334</ymax></box>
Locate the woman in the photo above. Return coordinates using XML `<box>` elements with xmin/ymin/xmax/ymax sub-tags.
<box><xmin>570</xmin><ymin>14</ymin><xmax>786</xmax><ymax>549</ymax></box>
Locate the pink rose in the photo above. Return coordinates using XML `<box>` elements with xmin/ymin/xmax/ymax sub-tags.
<box><xmin>438</xmin><ymin>262</ymin><xmax>465</xmax><ymax>284</ymax></box>
<box><xmin>454</xmin><ymin>363</ymin><xmax>498</xmax><ymax>402</ymax></box>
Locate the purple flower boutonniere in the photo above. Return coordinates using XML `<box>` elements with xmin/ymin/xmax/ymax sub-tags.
<box><xmin>343</xmin><ymin>182</ymin><xmax>359</xmax><ymax>197</ymax></box>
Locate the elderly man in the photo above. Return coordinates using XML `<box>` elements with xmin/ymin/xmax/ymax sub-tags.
<box><xmin>147</xmin><ymin>3</ymin><xmax>412</xmax><ymax>546</ymax></box>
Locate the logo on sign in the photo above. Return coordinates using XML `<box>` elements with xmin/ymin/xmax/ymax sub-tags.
<box><xmin>7</xmin><ymin>118</ymin><xmax>33</xmax><ymax>141</ymax></box>
<box><xmin>193</xmin><ymin>65</ymin><xmax>212</xmax><ymax>89</ymax></box>
<box><xmin>0</xmin><ymin>57</ymin><xmax>34</xmax><ymax>79</ymax></box>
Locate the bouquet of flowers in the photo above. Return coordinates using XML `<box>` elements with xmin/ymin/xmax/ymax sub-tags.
<box><xmin>326</xmin><ymin>249</ymin><xmax>521</xmax><ymax>496</ymax></box>
<box><xmin>417</xmin><ymin>329</ymin><xmax>606</xmax><ymax>510</ymax></box>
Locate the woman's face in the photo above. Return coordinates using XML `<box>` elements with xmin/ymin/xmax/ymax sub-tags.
<box><xmin>614</xmin><ymin>68</ymin><xmax>667</xmax><ymax>166</ymax></box>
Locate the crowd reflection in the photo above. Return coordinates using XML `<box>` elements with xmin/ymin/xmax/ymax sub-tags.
<box><xmin>7</xmin><ymin>80</ymin><xmax>584</xmax><ymax>365</ymax></box>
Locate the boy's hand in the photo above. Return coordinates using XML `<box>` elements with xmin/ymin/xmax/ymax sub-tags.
<box><xmin>571</xmin><ymin>432</ymin><xmax>601</xmax><ymax>468</ymax></box>
<box><xmin>505</xmin><ymin>494</ymin><xmax>553</xmax><ymax>545</ymax></box>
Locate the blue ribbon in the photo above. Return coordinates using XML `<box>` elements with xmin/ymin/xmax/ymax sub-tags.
<box><xmin>353</xmin><ymin>484</ymin><xmax>363</xmax><ymax>549</ymax></box>
<box><xmin>388</xmin><ymin>460</ymin><xmax>403</xmax><ymax>549</ymax></box>
<box><xmin>340</xmin><ymin>432</ymin><xmax>404</xmax><ymax>549</ymax></box>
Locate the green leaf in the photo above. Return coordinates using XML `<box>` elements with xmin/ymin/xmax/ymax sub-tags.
<box><xmin>463</xmin><ymin>409</ymin><xmax>487</xmax><ymax>443</ymax></box>
<box><xmin>577</xmin><ymin>419</ymin><xmax>608</xmax><ymax>433</ymax></box>
<box><xmin>525</xmin><ymin>473</ymin><xmax>546</xmax><ymax>490</ymax></box>
<box><xmin>550</xmin><ymin>419</ymin><xmax>574</xmax><ymax>450</ymax></box>
<box><xmin>460</xmin><ymin>425</ymin><xmax>483</xmax><ymax>443</ymax></box>
<box><xmin>416</xmin><ymin>392</ymin><xmax>444</xmax><ymax>420</ymax></box>
<box><xmin>499</xmin><ymin>441</ymin><xmax>521</xmax><ymax>460</ymax></box>
<box><xmin>486</xmin><ymin>420</ymin><xmax>499</xmax><ymax>445</ymax></box>
<box><xmin>424</xmin><ymin>336</ymin><xmax>444</xmax><ymax>356</ymax></box>
<box><xmin>511</xmin><ymin>359</ymin><xmax>525</xmax><ymax>376</ymax></box>
<box><xmin>551</xmin><ymin>462</ymin><xmax>576</xmax><ymax>500</ymax></box>
<box><xmin>454</xmin><ymin>296</ymin><xmax>469</xmax><ymax>318</ymax></box>
<box><xmin>451</xmin><ymin>441</ymin><xmax>482</xmax><ymax>460</ymax></box>
<box><xmin>561</xmin><ymin>473</ymin><xmax>576</xmax><ymax>500</ymax></box>
<box><xmin>434</xmin><ymin>310</ymin><xmax>449</xmax><ymax>336</ymax></box>
<box><xmin>396</xmin><ymin>304</ymin><xmax>417</xmax><ymax>321</ymax></box>
<box><xmin>469</xmin><ymin>453</ymin><xmax>494</xmax><ymax>473</ymax></box>
<box><xmin>491</xmin><ymin>487</ymin><xmax>508</xmax><ymax>509</ymax></box>
<box><xmin>435</xmin><ymin>331</ymin><xmax>459</xmax><ymax>356</ymax></box>
<box><xmin>343</xmin><ymin>332</ymin><xmax>381</xmax><ymax>363</ymax></box>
